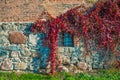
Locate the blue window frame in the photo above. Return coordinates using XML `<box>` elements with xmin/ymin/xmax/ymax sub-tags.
<box><xmin>58</xmin><ymin>32</ymin><xmax>74</xmax><ymax>47</ymax></box>
<box><xmin>37</xmin><ymin>32</ymin><xmax>74</xmax><ymax>47</ymax></box>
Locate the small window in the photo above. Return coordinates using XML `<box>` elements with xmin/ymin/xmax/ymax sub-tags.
<box><xmin>58</xmin><ymin>32</ymin><xmax>74</xmax><ymax>47</ymax></box>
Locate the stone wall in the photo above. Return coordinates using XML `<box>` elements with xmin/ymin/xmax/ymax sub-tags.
<box><xmin>0</xmin><ymin>22</ymin><xmax>115</xmax><ymax>73</ymax></box>
<box><xmin>0</xmin><ymin>22</ymin><xmax>50</xmax><ymax>72</ymax></box>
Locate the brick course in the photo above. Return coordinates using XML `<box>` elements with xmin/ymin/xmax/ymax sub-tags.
<box><xmin>0</xmin><ymin>0</ymin><xmax>96</xmax><ymax>22</ymax></box>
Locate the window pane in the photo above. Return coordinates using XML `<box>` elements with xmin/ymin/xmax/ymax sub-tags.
<box><xmin>64</xmin><ymin>33</ymin><xmax>74</xmax><ymax>47</ymax></box>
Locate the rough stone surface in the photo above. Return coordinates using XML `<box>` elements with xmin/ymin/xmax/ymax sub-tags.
<box><xmin>77</xmin><ymin>62</ymin><xmax>88</xmax><ymax>70</ymax></box>
<box><xmin>29</xmin><ymin>34</ymin><xmax>37</xmax><ymax>45</ymax></box>
<box><xmin>58</xmin><ymin>53</ymin><xmax>70</xmax><ymax>65</ymax></box>
<box><xmin>0</xmin><ymin>22</ymin><xmax>117</xmax><ymax>73</ymax></box>
<box><xmin>9</xmin><ymin>32</ymin><xmax>27</xmax><ymax>44</ymax></box>
<box><xmin>1</xmin><ymin>59</ymin><xmax>13</xmax><ymax>70</ymax></box>
<box><xmin>14</xmin><ymin>62</ymin><xmax>27</xmax><ymax>70</ymax></box>
<box><xmin>10</xmin><ymin>51</ymin><xmax>19</xmax><ymax>58</ymax></box>
<box><xmin>62</xmin><ymin>66</ymin><xmax>69</xmax><ymax>72</ymax></box>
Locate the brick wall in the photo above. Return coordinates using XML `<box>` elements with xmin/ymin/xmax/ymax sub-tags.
<box><xmin>0</xmin><ymin>0</ymin><xmax>96</xmax><ymax>22</ymax></box>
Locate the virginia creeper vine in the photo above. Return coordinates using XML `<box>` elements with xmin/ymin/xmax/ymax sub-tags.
<box><xmin>31</xmin><ymin>0</ymin><xmax>120</xmax><ymax>75</ymax></box>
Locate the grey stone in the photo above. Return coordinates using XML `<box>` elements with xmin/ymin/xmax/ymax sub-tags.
<box><xmin>10</xmin><ymin>51</ymin><xmax>19</xmax><ymax>58</ymax></box>
<box><xmin>87</xmin><ymin>64</ymin><xmax>92</xmax><ymax>71</ymax></box>
<box><xmin>0</xmin><ymin>38</ymin><xmax>3</xmax><ymax>44</ymax></box>
<box><xmin>29</xmin><ymin>34</ymin><xmax>37</xmax><ymax>45</ymax></box>
<box><xmin>77</xmin><ymin>62</ymin><xmax>87</xmax><ymax>70</ymax></box>
<box><xmin>62</xmin><ymin>66</ymin><xmax>69</xmax><ymax>72</ymax></box>
<box><xmin>27</xmin><ymin>58</ymin><xmax>33</xmax><ymax>63</ymax></box>
<box><xmin>80</xmin><ymin>47</ymin><xmax>85</xmax><ymax>52</ymax></box>
<box><xmin>58</xmin><ymin>47</ymin><xmax>65</xmax><ymax>53</ymax></box>
<box><xmin>11</xmin><ymin>58</ymin><xmax>21</xmax><ymax>62</ymax></box>
<box><xmin>31</xmin><ymin>52</ymin><xmax>38</xmax><ymax>57</ymax></box>
<box><xmin>71</xmin><ymin>57</ymin><xmax>78</xmax><ymax>63</ymax></box>
<box><xmin>58</xmin><ymin>53</ymin><xmax>70</xmax><ymax>65</ymax></box>
<box><xmin>0</xmin><ymin>36</ymin><xmax>9</xmax><ymax>44</ymax></box>
<box><xmin>9</xmin><ymin>24</ymin><xmax>18</xmax><ymax>31</ymax></box>
<box><xmin>0</xmin><ymin>31</ymin><xmax>8</xmax><ymax>37</ymax></box>
<box><xmin>14</xmin><ymin>62</ymin><xmax>27</xmax><ymax>70</ymax></box>
<box><xmin>29</xmin><ymin>65</ymin><xmax>34</xmax><ymax>70</ymax></box>
<box><xmin>1</xmin><ymin>23</ymin><xmax>9</xmax><ymax>31</ymax></box>
<box><xmin>68</xmin><ymin>64</ymin><xmax>78</xmax><ymax>72</ymax></box>
<box><xmin>1</xmin><ymin>59</ymin><xmax>13</xmax><ymax>70</ymax></box>
<box><xmin>20</xmin><ymin>57</ymin><xmax>28</xmax><ymax>63</ymax></box>
<box><xmin>20</xmin><ymin>48</ymin><xmax>31</xmax><ymax>57</ymax></box>
<box><xmin>9</xmin><ymin>45</ymin><xmax>21</xmax><ymax>51</ymax></box>
<box><xmin>0</xmin><ymin>26</ymin><xmax>3</xmax><ymax>31</ymax></box>
<box><xmin>74</xmin><ymin>70</ymin><xmax>83</xmax><ymax>74</ymax></box>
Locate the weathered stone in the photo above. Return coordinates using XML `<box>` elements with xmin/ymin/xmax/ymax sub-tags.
<box><xmin>74</xmin><ymin>70</ymin><xmax>83</xmax><ymax>74</ymax></box>
<box><xmin>62</xmin><ymin>66</ymin><xmax>69</xmax><ymax>72</ymax></box>
<box><xmin>20</xmin><ymin>44</ymin><xmax>32</xmax><ymax>57</ymax></box>
<box><xmin>0</xmin><ymin>26</ymin><xmax>2</xmax><ymax>31</ymax></box>
<box><xmin>29</xmin><ymin>34</ymin><xmax>37</xmax><ymax>45</ymax></box>
<box><xmin>20</xmin><ymin>57</ymin><xmax>28</xmax><ymax>63</ymax></box>
<box><xmin>0</xmin><ymin>31</ymin><xmax>8</xmax><ymax>37</ymax></box>
<box><xmin>29</xmin><ymin>65</ymin><xmax>34</xmax><ymax>71</ymax></box>
<box><xmin>68</xmin><ymin>64</ymin><xmax>78</xmax><ymax>72</ymax></box>
<box><xmin>21</xmin><ymin>48</ymin><xmax>31</xmax><ymax>57</ymax></box>
<box><xmin>39</xmin><ymin>69</ymin><xmax>46</xmax><ymax>73</ymax></box>
<box><xmin>87</xmin><ymin>64</ymin><xmax>92</xmax><ymax>71</ymax></box>
<box><xmin>77</xmin><ymin>62</ymin><xmax>87</xmax><ymax>70</ymax></box>
<box><xmin>14</xmin><ymin>62</ymin><xmax>27</xmax><ymax>70</ymax></box>
<box><xmin>0</xmin><ymin>38</ymin><xmax>3</xmax><ymax>44</ymax></box>
<box><xmin>11</xmin><ymin>58</ymin><xmax>21</xmax><ymax>62</ymax></box>
<box><xmin>2</xmin><ymin>36</ymin><xmax>9</xmax><ymax>43</ymax></box>
<box><xmin>58</xmin><ymin>47</ymin><xmax>65</xmax><ymax>53</ymax></box>
<box><xmin>71</xmin><ymin>57</ymin><xmax>78</xmax><ymax>63</ymax></box>
<box><xmin>27</xmin><ymin>58</ymin><xmax>33</xmax><ymax>63</ymax></box>
<box><xmin>10</xmin><ymin>45</ymin><xmax>21</xmax><ymax>51</ymax></box>
<box><xmin>80</xmin><ymin>47</ymin><xmax>85</xmax><ymax>52</ymax></box>
<box><xmin>57</xmin><ymin>53</ymin><xmax>70</xmax><ymax>65</ymax></box>
<box><xmin>1</xmin><ymin>59</ymin><xmax>13</xmax><ymax>70</ymax></box>
<box><xmin>9</xmin><ymin>32</ymin><xmax>27</xmax><ymax>44</ymax></box>
<box><xmin>68</xmin><ymin>47</ymin><xmax>75</xmax><ymax>53</ymax></box>
<box><xmin>46</xmin><ymin>62</ymin><xmax>51</xmax><ymax>69</ymax></box>
<box><xmin>45</xmin><ymin>62</ymin><xmax>51</xmax><ymax>73</ymax></box>
<box><xmin>31</xmin><ymin>52</ymin><xmax>39</xmax><ymax>57</ymax></box>
<box><xmin>10</xmin><ymin>51</ymin><xmax>19</xmax><ymax>58</ymax></box>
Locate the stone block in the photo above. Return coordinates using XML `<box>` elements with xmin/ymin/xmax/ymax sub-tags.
<box><xmin>20</xmin><ymin>48</ymin><xmax>31</xmax><ymax>57</ymax></box>
<box><xmin>77</xmin><ymin>62</ymin><xmax>87</xmax><ymax>70</ymax></box>
<box><xmin>10</xmin><ymin>51</ymin><xmax>19</xmax><ymax>58</ymax></box>
<box><xmin>14</xmin><ymin>62</ymin><xmax>27</xmax><ymax>70</ymax></box>
<box><xmin>62</xmin><ymin>66</ymin><xmax>69</xmax><ymax>72</ymax></box>
<box><xmin>0</xmin><ymin>39</ymin><xmax>3</xmax><ymax>44</ymax></box>
<box><xmin>80</xmin><ymin>47</ymin><xmax>85</xmax><ymax>52</ymax></box>
<box><xmin>10</xmin><ymin>45</ymin><xmax>20</xmax><ymax>51</ymax></box>
<box><xmin>28</xmin><ymin>34</ymin><xmax>37</xmax><ymax>45</ymax></box>
<box><xmin>58</xmin><ymin>47</ymin><xmax>65</xmax><ymax>53</ymax></box>
<box><xmin>11</xmin><ymin>58</ymin><xmax>21</xmax><ymax>62</ymax></box>
<box><xmin>1</xmin><ymin>59</ymin><xmax>13</xmax><ymax>70</ymax></box>
<box><xmin>57</xmin><ymin>53</ymin><xmax>70</xmax><ymax>65</ymax></box>
<box><xmin>9</xmin><ymin>31</ymin><xmax>27</xmax><ymax>44</ymax></box>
